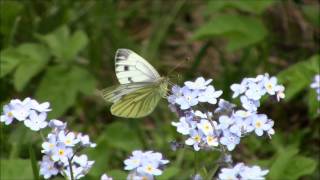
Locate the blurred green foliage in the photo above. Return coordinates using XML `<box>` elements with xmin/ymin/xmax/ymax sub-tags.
<box><xmin>0</xmin><ymin>0</ymin><xmax>319</xmax><ymax>180</ymax></box>
<box><xmin>192</xmin><ymin>14</ymin><xmax>268</xmax><ymax>51</ymax></box>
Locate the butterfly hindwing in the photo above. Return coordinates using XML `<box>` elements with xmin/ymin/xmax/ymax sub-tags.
<box><xmin>115</xmin><ymin>49</ymin><xmax>160</xmax><ymax>84</ymax></box>
<box><xmin>110</xmin><ymin>84</ymin><xmax>162</xmax><ymax>118</ymax></box>
<box><xmin>101</xmin><ymin>82</ymin><xmax>152</xmax><ymax>103</ymax></box>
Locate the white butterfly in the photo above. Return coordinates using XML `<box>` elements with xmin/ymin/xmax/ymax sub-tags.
<box><xmin>102</xmin><ymin>49</ymin><xmax>169</xmax><ymax>118</ymax></box>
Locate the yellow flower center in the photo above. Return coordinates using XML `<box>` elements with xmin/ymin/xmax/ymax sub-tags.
<box><xmin>194</xmin><ymin>135</ymin><xmax>201</xmax><ymax>142</ymax></box>
<box><xmin>208</xmin><ymin>136</ymin><xmax>214</xmax><ymax>141</ymax></box>
<box><xmin>146</xmin><ymin>165</ymin><xmax>153</xmax><ymax>172</ymax></box>
<box><xmin>255</xmin><ymin>121</ymin><xmax>261</xmax><ymax>128</ymax></box>
<box><xmin>49</xmin><ymin>143</ymin><xmax>54</xmax><ymax>148</ymax></box>
<box><xmin>66</xmin><ymin>140</ymin><xmax>71</xmax><ymax>145</ymax></box>
<box><xmin>266</xmin><ymin>83</ymin><xmax>273</xmax><ymax>90</ymax></box>
<box><xmin>58</xmin><ymin>149</ymin><xmax>65</xmax><ymax>156</ymax></box>
<box><xmin>8</xmin><ymin>112</ymin><xmax>13</xmax><ymax>117</ymax></box>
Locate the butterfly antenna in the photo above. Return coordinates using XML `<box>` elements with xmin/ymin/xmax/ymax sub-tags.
<box><xmin>167</xmin><ymin>57</ymin><xmax>190</xmax><ymax>76</ymax></box>
<box><xmin>168</xmin><ymin>80</ymin><xmax>175</xmax><ymax>86</ymax></box>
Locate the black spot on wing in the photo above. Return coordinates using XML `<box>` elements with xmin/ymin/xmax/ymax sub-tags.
<box><xmin>124</xmin><ymin>66</ymin><xmax>129</xmax><ymax>71</ymax></box>
<box><xmin>115</xmin><ymin>49</ymin><xmax>131</xmax><ymax>61</ymax></box>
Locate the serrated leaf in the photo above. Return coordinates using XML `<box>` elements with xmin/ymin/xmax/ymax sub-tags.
<box><xmin>103</xmin><ymin>121</ymin><xmax>142</xmax><ymax>152</ymax></box>
<box><xmin>13</xmin><ymin>43</ymin><xmax>50</xmax><ymax>91</ymax></box>
<box><xmin>0</xmin><ymin>159</ymin><xmax>33</xmax><ymax>179</ymax></box>
<box><xmin>277</xmin><ymin>55</ymin><xmax>320</xmax><ymax>100</ymax></box>
<box><xmin>36</xmin><ymin>26</ymin><xmax>69</xmax><ymax>60</ymax></box>
<box><xmin>207</xmin><ymin>0</ymin><xmax>275</xmax><ymax>15</ymax></box>
<box><xmin>36</xmin><ymin>65</ymin><xmax>96</xmax><ymax>118</ymax></box>
<box><xmin>0</xmin><ymin>43</ymin><xmax>49</xmax><ymax>91</ymax></box>
<box><xmin>192</xmin><ymin>15</ymin><xmax>267</xmax><ymax>51</ymax></box>
<box><xmin>0</xmin><ymin>48</ymin><xmax>22</xmax><ymax>77</ymax></box>
<box><xmin>37</xmin><ymin>26</ymin><xmax>88</xmax><ymax>61</ymax></box>
<box><xmin>67</xmin><ymin>30</ymin><xmax>88</xmax><ymax>61</ymax></box>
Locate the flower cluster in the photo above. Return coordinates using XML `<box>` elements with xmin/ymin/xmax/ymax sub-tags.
<box><xmin>171</xmin><ymin>110</ymin><xmax>219</xmax><ymax>151</ymax></box>
<box><xmin>40</xmin><ymin>119</ymin><xmax>96</xmax><ymax>179</ymax></box>
<box><xmin>0</xmin><ymin>97</ymin><xmax>50</xmax><ymax>130</ymax></box>
<box><xmin>218</xmin><ymin>111</ymin><xmax>274</xmax><ymax>151</ymax></box>
<box><xmin>231</xmin><ymin>73</ymin><xmax>285</xmax><ymax>111</ymax></box>
<box><xmin>168</xmin><ymin>77</ymin><xmax>223</xmax><ymax>110</ymax></box>
<box><xmin>1</xmin><ymin>98</ymin><xmax>96</xmax><ymax>179</ymax></box>
<box><xmin>310</xmin><ymin>74</ymin><xmax>320</xmax><ymax>101</ymax></box>
<box><xmin>124</xmin><ymin>150</ymin><xmax>169</xmax><ymax>179</ymax></box>
<box><xmin>169</xmin><ymin>76</ymin><xmax>283</xmax><ymax>151</ymax></box>
<box><xmin>218</xmin><ymin>163</ymin><xmax>269</xmax><ymax>180</ymax></box>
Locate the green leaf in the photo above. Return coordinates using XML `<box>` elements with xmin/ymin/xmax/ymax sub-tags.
<box><xmin>0</xmin><ymin>48</ymin><xmax>22</xmax><ymax>77</ymax></box>
<box><xmin>207</xmin><ymin>0</ymin><xmax>275</xmax><ymax>15</ymax></box>
<box><xmin>36</xmin><ymin>26</ymin><xmax>69</xmax><ymax>60</ymax></box>
<box><xmin>0</xmin><ymin>159</ymin><xmax>33</xmax><ymax>179</ymax></box>
<box><xmin>37</xmin><ymin>26</ymin><xmax>88</xmax><ymax>61</ymax></box>
<box><xmin>68</xmin><ymin>30</ymin><xmax>89</xmax><ymax>61</ymax></box>
<box><xmin>269</xmin><ymin>147</ymin><xmax>299</xmax><ymax>180</ymax></box>
<box><xmin>158</xmin><ymin>166</ymin><xmax>180</xmax><ymax>180</ymax></box>
<box><xmin>13</xmin><ymin>43</ymin><xmax>50</xmax><ymax>91</ymax></box>
<box><xmin>103</xmin><ymin>121</ymin><xmax>142</xmax><ymax>152</ymax></box>
<box><xmin>36</xmin><ymin>65</ymin><xmax>96</xmax><ymax>118</ymax></box>
<box><xmin>283</xmin><ymin>156</ymin><xmax>317</xmax><ymax>180</ymax></box>
<box><xmin>0</xmin><ymin>43</ymin><xmax>50</xmax><ymax>91</ymax></box>
<box><xmin>192</xmin><ymin>15</ymin><xmax>267</xmax><ymax>51</ymax></box>
<box><xmin>277</xmin><ymin>55</ymin><xmax>320</xmax><ymax>100</ymax></box>
<box><xmin>269</xmin><ymin>147</ymin><xmax>317</xmax><ymax>180</ymax></box>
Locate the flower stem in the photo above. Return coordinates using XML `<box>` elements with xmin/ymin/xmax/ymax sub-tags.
<box><xmin>29</xmin><ymin>144</ymin><xmax>40</xmax><ymax>180</ymax></box>
<box><xmin>68</xmin><ymin>158</ymin><xmax>74</xmax><ymax>180</ymax></box>
<box><xmin>39</xmin><ymin>130</ymin><xmax>46</xmax><ymax>141</ymax></box>
<box><xmin>194</xmin><ymin>151</ymin><xmax>199</xmax><ymax>175</ymax></box>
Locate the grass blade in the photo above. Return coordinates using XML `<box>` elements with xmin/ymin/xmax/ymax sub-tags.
<box><xmin>29</xmin><ymin>144</ymin><xmax>40</xmax><ymax>180</ymax></box>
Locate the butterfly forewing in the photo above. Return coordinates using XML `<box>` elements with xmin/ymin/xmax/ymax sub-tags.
<box><xmin>110</xmin><ymin>84</ymin><xmax>162</xmax><ymax>118</ymax></box>
<box><xmin>115</xmin><ymin>49</ymin><xmax>160</xmax><ymax>84</ymax></box>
